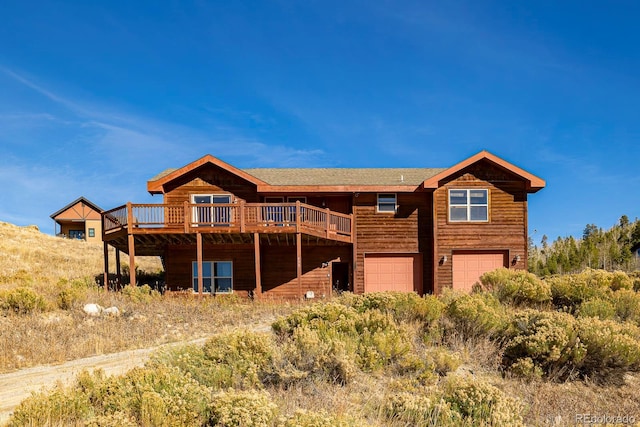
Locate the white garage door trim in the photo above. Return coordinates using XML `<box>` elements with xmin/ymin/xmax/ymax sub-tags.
<box><xmin>364</xmin><ymin>253</ymin><xmax>421</xmax><ymax>293</ymax></box>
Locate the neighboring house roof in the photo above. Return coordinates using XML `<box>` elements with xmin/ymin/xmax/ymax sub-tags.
<box><xmin>147</xmin><ymin>150</ymin><xmax>545</xmax><ymax>194</ymax></box>
<box><xmin>50</xmin><ymin>197</ymin><xmax>103</xmax><ymax>219</ymax></box>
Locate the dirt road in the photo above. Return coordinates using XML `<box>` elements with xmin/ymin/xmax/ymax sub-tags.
<box><xmin>0</xmin><ymin>336</ymin><xmax>211</xmax><ymax>425</ymax></box>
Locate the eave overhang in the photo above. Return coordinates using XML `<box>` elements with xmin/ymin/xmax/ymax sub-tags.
<box><xmin>421</xmin><ymin>150</ymin><xmax>546</xmax><ymax>193</ymax></box>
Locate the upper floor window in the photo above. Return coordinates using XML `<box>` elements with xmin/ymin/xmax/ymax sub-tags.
<box><xmin>449</xmin><ymin>189</ymin><xmax>488</xmax><ymax>222</ymax></box>
<box><xmin>377</xmin><ymin>193</ymin><xmax>397</xmax><ymax>213</ymax></box>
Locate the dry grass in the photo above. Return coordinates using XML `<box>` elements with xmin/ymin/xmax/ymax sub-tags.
<box><xmin>0</xmin><ymin>221</ymin><xmax>295</xmax><ymax>373</ymax></box>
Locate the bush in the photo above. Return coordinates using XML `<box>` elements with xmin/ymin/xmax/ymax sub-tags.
<box><xmin>121</xmin><ymin>284</ymin><xmax>160</xmax><ymax>303</ymax></box>
<box><xmin>8</xmin><ymin>386</ymin><xmax>92</xmax><ymax>426</ymax></box>
<box><xmin>337</xmin><ymin>291</ymin><xmax>445</xmax><ymax>326</ymax></box>
<box><xmin>443</xmin><ymin>376</ymin><xmax>525</xmax><ymax>426</ymax></box>
<box><xmin>383</xmin><ymin>390</ymin><xmax>458</xmax><ymax>426</ymax></box>
<box><xmin>548</xmin><ymin>269</ymin><xmax>633</xmax><ymax>311</ymax></box>
<box><xmin>208</xmin><ymin>389</ymin><xmax>277</xmax><ymax>427</ymax></box>
<box><xmin>577</xmin><ymin>298</ymin><xmax>616</xmax><ymax>320</ymax></box>
<box><xmin>502</xmin><ymin>310</ymin><xmax>585</xmax><ymax>381</ymax></box>
<box><xmin>445</xmin><ymin>293</ymin><xmax>508</xmax><ymax>339</ymax></box>
<box><xmin>575</xmin><ymin>317</ymin><xmax>640</xmax><ymax>384</ymax></box>
<box><xmin>611</xmin><ymin>289</ymin><xmax>640</xmax><ymax>324</ymax></box>
<box><xmin>480</xmin><ymin>268</ymin><xmax>551</xmax><ymax>306</ymax></box>
<box><xmin>0</xmin><ymin>287</ymin><xmax>47</xmax><ymax>314</ymax></box>
<box><xmin>277</xmin><ymin>409</ymin><xmax>360</xmax><ymax>427</ymax></box>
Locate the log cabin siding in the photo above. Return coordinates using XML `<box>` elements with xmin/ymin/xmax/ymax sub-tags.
<box><xmin>433</xmin><ymin>163</ymin><xmax>528</xmax><ymax>294</ymax></box>
<box><xmin>353</xmin><ymin>193</ymin><xmax>433</xmax><ymax>294</ymax></box>
<box><xmin>163</xmin><ymin>164</ymin><xmax>259</xmax><ymax>203</ymax></box>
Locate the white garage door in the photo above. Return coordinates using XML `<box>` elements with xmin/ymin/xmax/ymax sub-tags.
<box><xmin>452</xmin><ymin>252</ymin><xmax>506</xmax><ymax>293</ymax></box>
<box><xmin>364</xmin><ymin>254</ymin><xmax>420</xmax><ymax>293</ymax></box>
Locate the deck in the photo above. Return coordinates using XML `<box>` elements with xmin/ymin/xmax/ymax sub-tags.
<box><xmin>102</xmin><ymin>201</ymin><xmax>353</xmax><ymax>246</ymax></box>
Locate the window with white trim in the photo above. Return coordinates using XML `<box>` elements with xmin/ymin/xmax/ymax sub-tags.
<box><xmin>377</xmin><ymin>193</ymin><xmax>397</xmax><ymax>213</ymax></box>
<box><xmin>449</xmin><ymin>189</ymin><xmax>488</xmax><ymax>222</ymax></box>
<box><xmin>192</xmin><ymin>261</ymin><xmax>233</xmax><ymax>293</ymax></box>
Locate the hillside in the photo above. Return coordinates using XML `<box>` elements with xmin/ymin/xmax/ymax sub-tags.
<box><xmin>0</xmin><ymin>221</ymin><xmax>162</xmax><ymax>291</ymax></box>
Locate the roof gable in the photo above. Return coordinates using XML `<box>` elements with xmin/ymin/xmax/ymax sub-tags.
<box><xmin>422</xmin><ymin>151</ymin><xmax>545</xmax><ymax>193</ymax></box>
<box><xmin>147</xmin><ymin>154</ymin><xmax>268</xmax><ymax>194</ymax></box>
<box><xmin>50</xmin><ymin>197</ymin><xmax>103</xmax><ymax>219</ymax></box>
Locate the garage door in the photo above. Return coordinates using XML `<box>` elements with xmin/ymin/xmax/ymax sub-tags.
<box><xmin>364</xmin><ymin>254</ymin><xmax>420</xmax><ymax>293</ymax></box>
<box><xmin>452</xmin><ymin>252</ymin><xmax>506</xmax><ymax>293</ymax></box>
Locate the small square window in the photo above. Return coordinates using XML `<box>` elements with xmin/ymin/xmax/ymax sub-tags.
<box><xmin>88</xmin><ymin>228</ymin><xmax>95</xmax><ymax>238</ymax></box>
<box><xmin>377</xmin><ymin>193</ymin><xmax>397</xmax><ymax>213</ymax></box>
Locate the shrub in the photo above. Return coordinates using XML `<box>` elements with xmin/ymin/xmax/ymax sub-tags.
<box><xmin>0</xmin><ymin>287</ymin><xmax>47</xmax><ymax>314</ymax></box>
<box><xmin>577</xmin><ymin>298</ymin><xmax>616</xmax><ymax>320</ymax></box>
<box><xmin>611</xmin><ymin>289</ymin><xmax>640</xmax><ymax>324</ymax></box>
<box><xmin>383</xmin><ymin>390</ymin><xmax>458</xmax><ymax>426</ymax></box>
<box><xmin>480</xmin><ymin>268</ymin><xmax>551</xmax><ymax>306</ymax></box>
<box><xmin>548</xmin><ymin>269</ymin><xmax>633</xmax><ymax>311</ymax></box>
<box><xmin>445</xmin><ymin>293</ymin><xmax>508</xmax><ymax>339</ymax></box>
<box><xmin>120</xmin><ymin>284</ymin><xmax>160</xmax><ymax>303</ymax></box>
<box><xmin>443</xmin><ymin>376</ymin><xmax>525</xmax><ymax>426</ymax></box>
<box><xmin>8</xmin><ymin>386</ymin><xmax>93</xmax><ymax>426</ymax></box>
<box><xmin>337</xmin><ymin>291</ymin><xmax>445</xmax><ymax>326</ymax></box>
<box><xmin>575</xmin><ymin>317</ymin><xmax>640</xmax><ymax>384</ymax></box>
<box><xmin>502</xmin><ymin>310</ymin><xmax>585</xmax><ymax>381</ymax></box>
<box><xmin>277</xmin><ymin>409</ymin><xmax>360</xmax><ymax>427</ymax></box>
<box><xmin>208</xmin><ymin>389</ymin><xmax>277</xmax><ymax>427</ymax></box>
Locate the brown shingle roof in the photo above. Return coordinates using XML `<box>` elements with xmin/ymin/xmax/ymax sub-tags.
<box><xmin>149</xmin><ymin>167</ymin><xmax>446</xmax><ymax>186</ymax></box>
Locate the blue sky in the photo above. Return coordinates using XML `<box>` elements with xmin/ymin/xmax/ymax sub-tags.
<box><xmin>1</xmin><ymin>1</ymin><xmax>639</xmax><ymax>243</ymax></box>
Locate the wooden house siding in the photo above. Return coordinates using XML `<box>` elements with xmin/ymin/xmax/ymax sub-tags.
<box><xmin>163</xmin><ymin>164</ymin><xmax>259</xmax><ymax>204</ymax></box>
<box><xmin>433</xmin><ymin>161</ymin><xmax>528</xmax><ymax>294</ymax></box>
<box><xmin>353</xmin><ymin>193</ymin><xmax>433</xmax><ymax>294</ymax></box>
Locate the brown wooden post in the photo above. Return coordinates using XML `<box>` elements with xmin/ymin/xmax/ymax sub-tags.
<box><xmin>103</xmin><ymin>242</ymin><xmax>109</xmax><ymax>291</ymax></box>
<box><xmin>196</xmin><ymin>232</ymin><xmax>203</xmax><ymax>296</ymax></box>
<box><xmin>183</xmin><ymin>201</ymin><xmax>190</xmax><ymax>233</ymax></box>
<box><xmin>253</xmin><ymin>232</ymin><xmax>262</xmax><ymax>298</ymax></box>
<box><xmin>116</xmin><ymin>249</ymin><xmax>122</xmax><ymax>290</ymax></box>
<box><xmin>325</xmin><ymin>208</ymin><xmax>331</xmax><ymax>238</ymax></box>
<box><xmin>296</xmin><ymin>232</ymin><xmax>302</xmax><ymax>299</ymax></box>
<box><xmin>240</xmin><ymin>200</ymin><xmax>246</xmax><ymax>233</ymax></box>
<box><xmin>128</xmin><ymin>233</ymin><xmax>136</xmax><ymax>287</ymax></box>
<box><xmin>295</xmin><ymin>201</ymin><xmax>301</xmax><ymax>233</ymax></box>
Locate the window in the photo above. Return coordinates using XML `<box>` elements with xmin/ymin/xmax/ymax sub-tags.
<box><xmin>449</xmin><ymin>189</ymin><xmax>488</xmax><ymax>222</ymax></box>
<box><xmin>69</xmin><ymin>230</ymin><xmax>84</xmax><ymax>239</ymax></box>
<box><xmin>377</xmin><ymin>194</ymin><xmax>397</xmax><ymax>213</ymax></box>
<box><xmin>88</xmin><ymin>228</ymin><xmax>95</xmax><ymax>238</ymax></box>
<box><xmin>191</xmin><ymin>194</ymin><xmax>232</xmax><ymax>226</ymax></box>
<box><xmin>192</xmin><ymin>261</ymin><xmax>233</xmax><ymax>293</ymax></box>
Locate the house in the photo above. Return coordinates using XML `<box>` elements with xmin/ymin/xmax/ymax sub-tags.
<box><xmin>101</xmin><ymin>150</ymin><xmax>545</xmax><ymax>297</ymax></box>
<box><xmin>51</xmin><ymin>197</ymin><xmax>103</xmax><ymax>243</ymax></box>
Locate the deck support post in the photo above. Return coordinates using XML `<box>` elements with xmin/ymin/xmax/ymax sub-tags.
<box><xmin>296</xmin><ymin>232</ymin><xmax>302</xmax><ymax>299</ymax></box>
<box><xmin>196</xmin><ymin>232</ymin><xmax>203</xmax><ymax>296</ymax></box>
<box><xmin>128</xmin><ymin>233</ymin><xmax>136</xmax><ymax>287</ymax></box>
<box><xmin>103</xmin><ymin>242</ymin><xmax>109</xmax><ymax>291</ymax></box>
<box><xmin>254</xmin><ymin>233</ymin><xmax>262</xmax><ymax>298</ymax></box>
<box><xmin>116</xmin><ymin>249</ymin><xmax>122</xmax><ymax>290</ymax></box>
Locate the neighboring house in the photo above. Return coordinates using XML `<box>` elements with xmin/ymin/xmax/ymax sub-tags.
<box><xmin>51</xmin><ymin>197</ymin><xmax>103</xmax><ymax>243</ymax></box>
<box><xmin>632</xmin><ymin>243</ymin><xmax>640</xmax><ymax>261</ymax></box>
<box><xmin>101</xmin><ymin>150</ymin><xmax>544</xmax><ymax>297</ymax></box>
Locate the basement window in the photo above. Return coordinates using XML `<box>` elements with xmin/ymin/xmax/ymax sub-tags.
<box><xmin>449</xmin><ymin>189</ymin><xmax>488</xmax><ymax>222</ymax></box>
<box><xmin>377</xmin><ymin>193</ymin><xmax>397</xmax><ymax>213</ymax></box>
<box><xmin>192</xmin><ymin>261</ymin><xmax>233</xmax><ymax>293</ymax></box>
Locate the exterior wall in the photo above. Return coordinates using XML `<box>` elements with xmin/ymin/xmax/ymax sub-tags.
<box><xmin>353</xmin><ymin>192</ymin><xmax>433</xmax><ymax>294</ymax></box>
<box><xmin>163</xmin><ymin>163</ymin><xmax>259</xmax><ymax>204</ymax></box>
<box><xmin>433</xmin><ymin>161</ymin><xmax>528</xmax><ymax>294</ymax></box>
<box><xmin>163</xmin><ymin>243</ymin><xmax>351</xmax><ymax>299</ymax></box>
<box><xmin>85</xmin><ymin>219</ymin><xmax>102</xmax><ymax>243</ymax></box>
<box><xmin>54</xmin><ymin>200</ymin><xmax>102</xmax><ymax>242</ymax></box>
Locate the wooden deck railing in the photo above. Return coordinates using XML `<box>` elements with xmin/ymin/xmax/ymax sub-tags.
<box><xmin>102</xmin><ymin>202</ymin><xmax>353</xmax><ymax>241</ymax></box>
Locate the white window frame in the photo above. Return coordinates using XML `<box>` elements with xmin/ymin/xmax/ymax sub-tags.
<box><xmin>191</xmin><ymin>193</ymin><xmax>232</xmax><ymax>226</ymax></box>
<box><xmin>448</xmin><ymin>188</ymin><xmax>489</xmax><ymax>222</ymax></box>
<box><xmin>377</xmin><ymin>193</ymin><xmax>397</xmax><ymax>213</ymax></box>
<box><xmin>192</xmin><ymin>260</ymin><xmax>233</xmax><ymax>294</ymax></box>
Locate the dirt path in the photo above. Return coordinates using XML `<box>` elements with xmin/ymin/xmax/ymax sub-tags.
<box><xmin>0</xmin><ymin>324</ymin><xmax>273</xmax><ymax>426</ymax></box>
